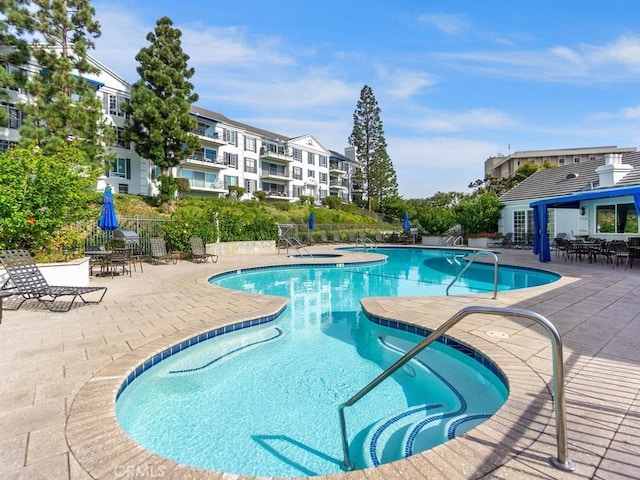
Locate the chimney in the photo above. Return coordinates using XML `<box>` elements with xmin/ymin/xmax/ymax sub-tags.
<box><xmin>595</xmin><ymin>153</ymin><xmax>632</xmax><ymax>187</ymax></box>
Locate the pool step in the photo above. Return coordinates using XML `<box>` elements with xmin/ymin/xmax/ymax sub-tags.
<box><xmin>166</xmin><ymin>326</ymin><xmax>284</xmax><ymax>375</ymax></box>
<box><xmin>358</xmin><ymin>403</ymin><xmax>445</xmax><ymax>467</ymax></box>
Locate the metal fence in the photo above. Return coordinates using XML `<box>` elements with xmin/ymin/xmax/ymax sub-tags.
<box><xmin>74</xmin><ymin>216</ymin><xmax>168</xmax><ymax>255</ymax></box>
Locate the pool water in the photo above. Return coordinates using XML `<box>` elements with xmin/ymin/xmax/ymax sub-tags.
<box><xmin>116</xmin><ymin>248</ymin><xmax>558</xmax><ymax>477</ymax></box>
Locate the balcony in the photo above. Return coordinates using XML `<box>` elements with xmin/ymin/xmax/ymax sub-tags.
<box><xmin>329</xmin><ymin>162</ymin><xmax>347</xmax><ymax>174</ymax></box>
<box><xmin>193</xmin><ymin>125</ymin><xmax>225</xmax><ymax>146</ymax></box>
<box><xmin>184</xmin><ymin>153</ymin><xmax>227</xmax><ymax>169</ymax></box>
<box><xmin>260</xmin><ymin>146</ymin><xmax>293</xmax><ymax>163</ymax></box>
<box><xmin>188</xmin><ymin>180</ymin><xmax>226</xmax><ymax>192</ymax></box>
<box><xmin>329</xmin><ymin>180</ymin><xmax>348</xmax><ymax>190</ymax></box>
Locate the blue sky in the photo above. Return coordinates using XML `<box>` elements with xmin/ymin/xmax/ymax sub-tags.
<box><xmin>91</xmin><ymin>1</ymin><xmax>640</xmax><ymax>198</ymax></box>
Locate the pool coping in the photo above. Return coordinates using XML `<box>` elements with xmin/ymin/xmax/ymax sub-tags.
<box><xmin>65</xmin><ymin>247</ymin><xmax>579</xmax><ymax>480</ymax></box>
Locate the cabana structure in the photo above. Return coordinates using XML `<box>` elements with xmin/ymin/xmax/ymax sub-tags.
<box><xmin>531</xmin><ymin>185</ymin><xmax>640</xmax><ymax>262</ymax></box>
<box><xmin>498</xmin><ymin>151</ymin><xmax>640</xmax><ymax>262</ymax></box>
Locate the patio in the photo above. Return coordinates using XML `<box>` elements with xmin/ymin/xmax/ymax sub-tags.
<box><xmin>0</xmin><ymin>246</ymin><xmax>639</xmax><ymax>479</ymax></box>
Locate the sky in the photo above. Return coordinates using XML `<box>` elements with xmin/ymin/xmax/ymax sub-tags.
<box><xmin>90</xmin><ymin>1</ymin><xmax>640</xmax><ymax>199</ymax></box>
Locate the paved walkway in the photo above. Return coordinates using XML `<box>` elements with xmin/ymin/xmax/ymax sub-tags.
<box><xmin>1</xmin><ymin>246</ymin><xmax>639</xmax><ymax>480</ymax></box>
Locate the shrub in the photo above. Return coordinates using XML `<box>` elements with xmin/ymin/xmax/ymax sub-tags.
<box><xmin>0</xmin><ymin>144</ymin><xmax>98</xmax><ymax>257</ymax></box>
<box><xmin>322</xmin><ymin>195</ymin><xmax>342</xmax><ymax>209</ymax></box>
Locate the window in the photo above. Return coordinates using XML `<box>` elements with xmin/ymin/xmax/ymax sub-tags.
<box><xmin>105</xmin><ymin>93</ymin><xmax>130</xmax><ymax>118</ymax></box>
<box><xmin>204</xmin><ymin>148</ymin><xmax>217</xmax><ymax>163</ymax></box>
<box><xmin>244</xmin><ymin>136</ymin><xmax>257</xmax><ymax>152</ymax></box>
<box><xmin>308</xmin><ymin>169</ymin><xmax>315</xmax><ymax>178</ymax></box>
<box><xmin>512</xmin><ymin>209</ymin><xmax>533</xmax><ymax>244</ymax></box>
<box><xmin>110</xmin><ymin>158</ymin><xmax>131</xmax><ymax>179</ymax></box>
<box><xmin>319</xmin><ymin>155</ymin><xmax>328</xmax><ymax>167</ymax></box>
<box><xmin>558</xmin><ymin>157</ymin><xmax>565</xmax><ymax>165</ymax></box>
<box><xmin>262</xmin><ymin>161</ymin><xmax>287</xmax><ymax>177</ymax></box>
<box><xmin>181</xmin><ymin>169</ymin><xmax>219</xmax><ymax>189</ymax></box>
<box><xmin>319</xmin><ymin>172</ymin><xmax>327</xmax><ymax>184</ymax></box>
<box><xmin>118</xmin><ymin>184</ymin><xmax>128</xmax><ymax>194</ymax></box>
<box><xmin>0</xmin><ymin>139</ymin><xmax>18</xmax><ymax>152</ymax></box>
<box><xmin>224</xmin><ymin>175</ymin><xmax>239</xmax><ymax>188</ymax></box>
<box><xmin>1</xmin><ymin>101</ymin><xmax>23</xmax><ymax>129</ymax></box>
<box><xmin>244</xmin><ymin>157</ymin><xmax>257</xmax><ymax>173</ymax></box>
<box><xmin>596</xmin><ymin>203</ymin><xmax>638</xmax><ymax>234</ymax></box>
<box><xmin>224</xmin><ymin>129</ymin><xmax>238</xmax><ymax>146</ymax></box>
<box><xmin>261</xmin><ymin>182</ymin><xmax>287</xmax><ymax>196</ymax></box>
<box><xmin>114</xmin><ymin>127</ymin><xmax>130</xmax><ymax>149</ymax></box>
<box><xmin>292</xmin><ymin>166</ymin><xmax>303</xmax><ymax>180</ymax></box>
<box><xmin>573</xmin><ymin>157</ymin><xmax>580</xmax><ymax>163</ymax></box>
<box><xmin>293</xmin><ymin>148</ymin><xmax>302</xmax><ymax>161</ymax></box>
<box><xmin>308</xmin><ymin>152</ymin><xmax>315</xmax><ymax>165</ymax></box>
<box><xmin>245</xmin><ymin>179</ymin><xmax>257</xmax><ymax>193</ymax></box>
<box><xmin>292</xmin><ymin>185</ymin><xmax>304</xmax><ymax>198</ymax></box>
<box><xmin>224</xmin><ymin>152</ymin><xmax>238</xmax><ymax>168</ymax></box>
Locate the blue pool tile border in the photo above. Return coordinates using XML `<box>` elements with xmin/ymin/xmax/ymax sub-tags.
<box><xmin>365</xmin><ymin>313</ymin><xmax>509</xmax><ymax>388</ymax></box>
<box><xmin>115</xmin><ymin>305</ymin><xmax>286</xmax><ymax>400</ymax></box>
<box><xmin>206</xmin><ymin>258</ymin><xmax>387</xmax><ymax>283</ymax></box>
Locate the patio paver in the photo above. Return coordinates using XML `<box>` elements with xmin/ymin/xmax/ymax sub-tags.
<box><xmin>1</xmin><ymin>245</ymin><xmax>639</xmax><ymax>479</ymax></box>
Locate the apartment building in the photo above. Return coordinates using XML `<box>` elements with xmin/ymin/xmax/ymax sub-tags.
<box><xmin>485</xmin><ymin>146</ymin><xmax>637</xmax><ymax>179</ymax></box>
<box><xmin>1</xmin><ymin>54</ymin><xmax>360</xmax><ymax>204</ymax></box>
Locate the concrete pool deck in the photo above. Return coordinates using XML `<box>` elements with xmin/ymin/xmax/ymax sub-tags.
<box><xmin>1</xmin><ymin>245</ymin><xmax>639</xmax><ymax>480</ymax></box>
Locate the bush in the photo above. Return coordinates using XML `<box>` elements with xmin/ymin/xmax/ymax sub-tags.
<box><xmin>0</xmin><ymin>144</ymin><xmax>98</xmax><ymax>257</ymax></box>
<box><xmin>322</xmin><ymin>195</ymin><xmax>342</xmax><ymax>209</ymax></box>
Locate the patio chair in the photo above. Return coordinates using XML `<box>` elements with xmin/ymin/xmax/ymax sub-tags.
<box><xmin>103</xmin><ymin>247</ymin><xmax>132</xmax><ymax>278</ymax></box>
<box><xmin>0</xmin><ymin>249</ymin><xmax>107</xmax><ymax>312</ymax></box>
<box><xmin>487</xmin><ymin>233</ymin><xmax>514</xmax><ymax>249</ymax></box>
<box><xmin>189</xmin><ymin>237</ymin><xmax>218</xmax><ymax>263</ymax></box>
<box><xmin>150</xmin><ymin>237</ymin><xmax>178</xmax><ymax>265</ymax></box>
<box><xmin>610</xmin><ymin>241</ymin><xmax>631</xmax><ymax>269</ymax></box>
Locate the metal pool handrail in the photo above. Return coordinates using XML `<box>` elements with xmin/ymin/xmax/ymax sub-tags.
<box><xmin>337</xmin><ymin>305</ymin><xmax>576</xmax><ymax>473</ymax></box>
<box><xmin>446</xmin><ymin>250</ymin><xmax>499</xmax><ymax>299</ymax></box>
<box><xmin>355</xmin><ymin>237</ymin><xmax>376</xmax><ymax>250</ymax></box>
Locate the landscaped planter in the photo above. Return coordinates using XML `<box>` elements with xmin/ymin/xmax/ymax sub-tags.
<box><xmin>468</xmin><ymin>237</ymin><xmax>490</xmax><ymax>248</ymax></box>
<box><xmin>207</xmin><ymin>240</ymin><xmax>276</xmax><ymax>256</ymax></box>
<box><xmin>0</xmin><ymin>257</ymin><xmax>91</xmax><ymax>289</ymax></box>
<box><xmin>421</xmin><ymin>236</ymin><xmax>447</xmax><ymax>246</ymax></box>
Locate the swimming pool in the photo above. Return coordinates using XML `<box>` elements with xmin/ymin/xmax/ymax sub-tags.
<box><xmin>116</xmin><ymin>248</ymin><xmax>559</xmax><ymax>477</ymax></box>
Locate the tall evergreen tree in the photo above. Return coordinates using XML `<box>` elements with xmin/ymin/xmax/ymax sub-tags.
<box><xmin>348</xmin><ymin>85</ymin><xmax>397</xmax><ymax>211</ymax></box>
<box><xmin>122</xmin><ymin>16</ymin><xmax>200</xmax><ymax>207</ymax></box>
<box><xmin>15</xmin><ymin>0</ymin><xmax>109</xmax><ymax>165</ymax></box>
<box><xmin>0</xmin><ymin>0</ymin><xmax>32</xmax><ymax>127</ymax></box>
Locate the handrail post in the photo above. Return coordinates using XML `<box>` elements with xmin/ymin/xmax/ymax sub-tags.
<box><xmin>338</xmin><ymin>305</ymin><xmax>575</xmax><ymax>472</ymax></box>
<box><xmin>446</xmin><ymin>251</ymin><xmax>499</xmax><ymax>299</ymax></box>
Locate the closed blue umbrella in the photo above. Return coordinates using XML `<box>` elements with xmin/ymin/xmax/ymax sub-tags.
<box><xmin>98</xmin><ymin>186</ymin><xmax>119</xmax><ymax>237</ymax></box>
<box><xmin>403</xmin><ymin>212</ymin><xmax>410</xmax><ymax>230</ymax></box>
<box><xmin>308</xmin><ymin>212</ymin><xmax>315</xmax><ymax>230</ymax></box>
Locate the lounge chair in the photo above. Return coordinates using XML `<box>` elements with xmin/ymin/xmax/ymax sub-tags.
<box><xmin>0</xmin><ymin>249</ymin><xmax>107</xmax><ymax>312</ymax></box>
<box><xmin>150</xmin><ymin>237</ymin><xmax>178</xmax><ymax>265</ymax></box>
<box><xmin>190</xmin><ymin>237</ymin><xmax>218</xmax><ymax>263</ymax></box>
<box><xmin>487</xmin><ymin>233</ymin><xmax>514</xmax><ymax>249</ymax></box>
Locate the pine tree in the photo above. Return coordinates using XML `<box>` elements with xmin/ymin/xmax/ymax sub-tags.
<box><xmin>122</xmin><ymin>16</ymin><xmax>200</xmax><ymax>207</ymax></box>
<box><xmin>0</xmin><ymin>0</ymin><xmax>32</xmax><ymax>127</ymax></box>
<box><xmin>15</xmin><ymin>0</ymin><xmax>109</xmax><ymax>165</ymax></box>
<box><xmin>348</xmin><ymin>85</ymin><xmax>398</xmax><ymax>211</ymax></box>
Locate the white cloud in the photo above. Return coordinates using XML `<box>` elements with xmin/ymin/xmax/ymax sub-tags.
<box><xmin>377</xmin><ymin>68</ymin><xmax>437</xmax><ymax>99</ymax></box>
<box><xmin>437</xmin><ymin>34</ymin><xmax>640</xmax><ymax>83</ymax></box>
<box><xmin>417</xmin><ymin>14</ymin><xmax>467</xmax><ymax>35</ymax></box>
